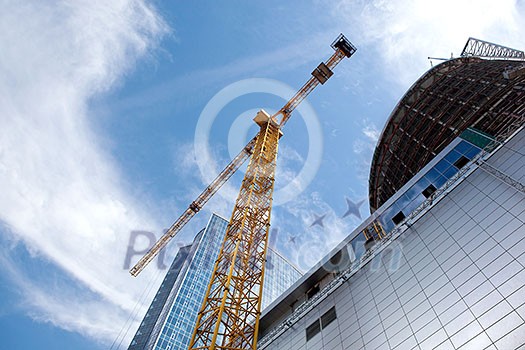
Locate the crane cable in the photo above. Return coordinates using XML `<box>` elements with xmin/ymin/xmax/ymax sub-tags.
<box><xmin>110</xmin><ymin>262</ymin><xmax>165</xmax><ymax>349</ymax></box>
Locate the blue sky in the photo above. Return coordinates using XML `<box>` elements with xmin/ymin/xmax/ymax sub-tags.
<box><xmin>1</xmin><ymin>1</ymin><xmax>524</xmax><ymax>349</ymax></box>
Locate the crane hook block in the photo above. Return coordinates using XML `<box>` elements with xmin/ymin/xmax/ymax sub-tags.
<box><xmin>331</xmin><ymin>33</ymin><xmax>357</xmax><ymax>58</ymax></box>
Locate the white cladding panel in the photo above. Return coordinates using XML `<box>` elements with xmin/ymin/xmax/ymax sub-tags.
<box><xmin>262</xmin><ymin>129</ymin><xmax>525</xmax><ymax>349</ymax></box>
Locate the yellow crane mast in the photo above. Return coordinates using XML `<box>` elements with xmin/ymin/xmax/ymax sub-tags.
<box><xmin>188</xmin><ymin>34</ymin><xmax>356</xmax><ymax>350</ymax></box>
<box><xmin>129</xmin><ymin>34</ymin><xmax>356</xmax><ymax>349</ymax></box>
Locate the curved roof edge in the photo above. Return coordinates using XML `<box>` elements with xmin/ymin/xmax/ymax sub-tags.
<box><xmin>368</xmin><ymin>57</ymin><xmax>484</xmax><ymax>212</ymax></box>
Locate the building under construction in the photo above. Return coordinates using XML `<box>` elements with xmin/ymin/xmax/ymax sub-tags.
<box><xmin>128</xmin><ymin>36</ymin><xmax>525</xmax><ymax>349</ymax></box>
<box><xmin>256</xmin><ymin>38</ymin><xmax>525</xmax><ymax>349</ymax></box>
<box><xmin>369</xmin><ymin>38</ymin><xmax>525</xmax><ymax>211</ymax></box>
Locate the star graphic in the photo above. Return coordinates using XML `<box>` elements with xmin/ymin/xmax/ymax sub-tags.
<box><xmin>342</xmin><ymin>197</ymin><xmax>364</xmax><ymax>219</ymax></box>
<box><xmin>310</xmin><ymin>212</ymin><xmax>328</xmax><ymax>228</ymax></box>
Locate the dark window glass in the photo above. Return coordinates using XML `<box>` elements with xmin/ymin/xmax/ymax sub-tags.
<box><xmin>422</xmin><ymin>184</ymin><xmax>437</xmax><ymax>198</ymax></box>
<box><xmin>306</xmin><ymin>320</ymin><xmax>321</xmax><ymax>341</ymax></box>
<box><xmin>321</xmin><ymin>307</ymin><xmax>337</xmax><ymax>328</ymax></box>
<box><xmin>454</xmin><ymin>155</ymin><xmax>470</xmax><ymax>169</ymax></box>
<box><xmin>392</xmin><ymin>211</ymin><xmax>406</xmax><ymax>225</ymax></box>
<box><xmin>307</xmin><ymin>285</ymin><xmax>320</xmax><ymax>300</ymax></box>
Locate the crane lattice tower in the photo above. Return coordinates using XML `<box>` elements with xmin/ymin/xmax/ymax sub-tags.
<box><xmin>128</xmin><ymin>34</ymin><xmax>356</xmax><ymax>350</ymax></box>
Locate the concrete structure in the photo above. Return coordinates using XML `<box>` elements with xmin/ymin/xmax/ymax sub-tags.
<box><xmin>369</xmin><ymin>56</ymin><xmax>525</xmax><ymax>211</ymax></box>
<box><xmin>257</xmin><ymin>126</ymin><xmax>525</xmax><ymax>349</ymax></box>
<box><xmin>128</xmin><ymin>213</ymin><xmax>302</xmax><ymax>350</ymax></box>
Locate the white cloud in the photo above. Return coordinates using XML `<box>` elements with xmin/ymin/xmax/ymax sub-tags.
<box><xmin>274</xmin><ymin>144</ymin><xmax>305</xmax><ymax>196</ymax></box>
<box><xmin>332</xmin><ymin>0</ymin><xmax>525</xmax><ymax>86</ymax></box>
<box><xmin>352</xmin><ymin>119</ymin><xmax>379</xmax><ymax>154</ymax></box>
<box><xmin>0</xmin><ymin>248</ymin><xmax>133</xmax><ymax>344</ymax></box>
<box><xmin>362</xmin><ymin>124</ymin><xmax>380</xmax><ymax>143</ymax></box>
<box><xmin>0</xmin><ymin>0</ymin><xmax>168</xmax><ymax>345</ymax></box>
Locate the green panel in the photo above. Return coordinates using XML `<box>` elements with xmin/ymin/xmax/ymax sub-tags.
<box><xmin>460</xmin><ymin>127</ymin><xmax>495</xmax><ymax>149</ymax></box>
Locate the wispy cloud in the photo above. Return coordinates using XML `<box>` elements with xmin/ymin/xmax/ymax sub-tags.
<box><xmin>0</xmin><ymin>0</ymin><xmax>168</xmax><ymax>345</ymax></box>
<box><xmin>105</xmin><ymin>31</ymin><xmax>334</xmax><ymax>115</ymax></box>
<box><xmin>353</xmin><ymin>123</ymin><xmax>379</xmax><ymax>154</ymax></box>
<box><xmin>331</xmin><ymin>0</ymin><xmax>525</xmax><ymax>86</ymax></box>
<box><xmin>362</xmin><ymin>124</ymin><xmax>380</xmax><ymax>143</ymax></box>
<box><xmin>0</xmin><ymin>246</ymin><xmax>133</xmax><ymax>343</ymax></box>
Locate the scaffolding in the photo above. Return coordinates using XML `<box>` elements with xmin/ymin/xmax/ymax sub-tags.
<box><xmin>369</xmin><ymin>57</ymin><xmax>525</xmax><ymax>212</ymax></box>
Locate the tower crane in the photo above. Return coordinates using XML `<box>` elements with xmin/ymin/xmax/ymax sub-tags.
<box><xmin>130</xmin><ymin>34</ymin><xmax>356</xmax><ymax>350</ymax></box>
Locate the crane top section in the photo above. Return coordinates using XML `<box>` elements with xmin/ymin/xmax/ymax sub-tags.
<box><xmin>332</xmin><ymin>33</ymin><xmax>357</xmax><ymax>57</ymax></box>
<box><xmin>277</xmin><ymin>33</ymin><xmax>356</xmax><ymax>126</ymax></box>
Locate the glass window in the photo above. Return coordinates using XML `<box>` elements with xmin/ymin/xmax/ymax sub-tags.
<box><xmin>424</xmin><ymin>168</ymin><xmax>441</xmax><ymax>183</ymax></box>
<box><xmin>434</xmin><ymin>159</ymin><xmax>452</xmax><ymax>175</ymax></box>
<box><xmin>321</xmin><ymin>307</ymin><xmax>337</xmax><ymax>328</ymax></box>
<box><xmin>415</xmin><ymin>176</ymin><xmax>431</xmax><ymax>191</ymax></box>
<box><xmin>453</xmin><ymin>156</ymin><xmax>470</xmax><ymax>169</ymax></box>
<box><xmin>444</xmin><ymin>149</ymin><xmax>462</xmax><ymax>164</ymax></box>
<box><xmin>465</xmin><ymin>145</ymin><xmax>482</xmax><ymax>159</ymax></box>
<box><xmin>404</xmin><ymin>195</ymin><xmax>424</xmax><ymax>214</ymax></box>
<box><xmin>454</xmin><ymin>140</ymin><xmax>473</xmax><ymax>155</ymax></box>
<box><xmin>350</xmin><ymin>234</ymin><xmax>367</xmax><ymax>261</ymax></box>
<box><xmin>422</xmin><ymin>184</ymin><xmax>437</xmax><ymax>198</ymax></box>
<box><xmin>392</xmin><ymin>211</ymin><xmax>406</xmax><ymax>225</ymax></box>
<box><xmin>378</xmin><ymin>205</ymin><xmax>396</xmax><ymax>232</ymax></box>
<box><xmin>433</xmin><ymin>174</ymin><xmax>448</xmax><ymax>188</ymax></box>
<box><xmin>442</xmin><ymin>165</ymin><xmax>459</xmax><ymax>179</ymax></box>
<box><xmin>405</xmin><ymin>177</ymin><xmax>431</xmax><ymax>202</ymax></box>
<box><xmin>306</xmin><ymin>319</ymin><xmax>321</xmax><ymax>341</ymax></box>
<box><xmin>393</xmin><ymin>193</ymin><xmax>412</xmax><ymax>213</ymax></box>
<box><xmin>405</xmin><ymin>185</ymin><xmax>420</xmax><ymax>202</ymax></box>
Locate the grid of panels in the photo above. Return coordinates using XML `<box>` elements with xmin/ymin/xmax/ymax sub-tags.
<box><xmin>154</xmin><ymin>215</ymin><xmax>228</xmax><ymax>350</ymax></box>
<box><xmin>263</xmin><ymin>249</ymin><xmax>302</xmax><ymax>310</ymax></box>
<box><xmin>128</xmin><ymin>246</ymin><xmax>192</xmax><ymax>350</ymax></box>
<box><xmin>263</xmin><ymin>129</ymin><xmax>525</xmax><ymax>349</ymax></box>
<box><xmin>328</xmin><ymin>138</ymin><xmax>483</xmax><ymax>266</ymax></box>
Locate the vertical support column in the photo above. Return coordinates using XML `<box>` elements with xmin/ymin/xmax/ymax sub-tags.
<box><xmin>188</xmin><ymin>111</ymin><xmax>281</xmax><ymax>350</ymax></box>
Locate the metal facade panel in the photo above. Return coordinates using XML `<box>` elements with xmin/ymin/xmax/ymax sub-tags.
<box><xmin>261</xmin><ymin>129</ymin><xmax>525</xmax><ymax>349</ymax></box>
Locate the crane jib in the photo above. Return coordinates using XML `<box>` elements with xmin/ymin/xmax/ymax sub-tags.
<box><xmin>129</xmin><ymin>34</ymin><xmax>356</xmax><ymax>282</ymax></box>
